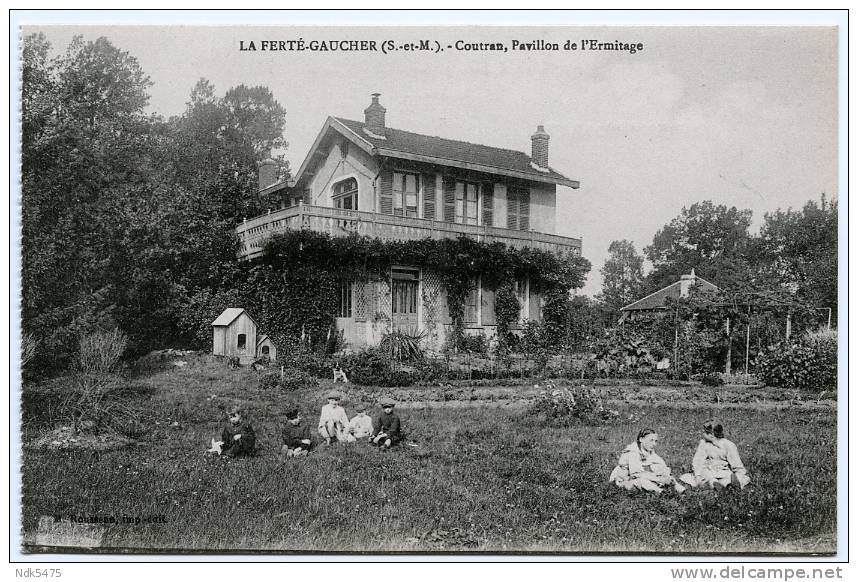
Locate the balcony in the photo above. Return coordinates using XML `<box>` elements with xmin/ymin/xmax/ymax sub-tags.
<box><xmin>235</xmin><ymin>204</ymin><xmax>582</xmax><ymax>260</ymax></box>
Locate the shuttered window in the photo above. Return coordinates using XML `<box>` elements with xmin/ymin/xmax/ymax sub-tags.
<box><xmin>443</xmin><ymin>177</ymin><xmax>456</xmax><ymax>222</ymax></box>
<box><xmin>393</xmin><ymin>172</ymin><xmax>419</xmax><ymax>217</ymax></box>
<box><xmin>423</xmin><ymin>174</ymin><xmax>436</xmax><ymax>220</ymax></box>
<box><xmin>482</xmin><ymin>183</ymin><xmax>494</xmax><ymax>227</ymax></box>
<box><xmin>338</xmin><ymin>280</ymin><xmax>353</xmax><ymax>318</ymax></box>
<box><xmin>379</xmin><ymin>172</ymin><xmax>393</xmax><ymax>215</ymax></box>
<box><xmin>507</xmin><ymin>187</ymin><xmax>530</xmax><ymax>231</ymax></box>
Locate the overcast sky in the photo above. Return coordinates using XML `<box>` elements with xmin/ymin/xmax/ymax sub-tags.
<box><xmin>26</xmin><ymin>25</ymin><xmax>838</xmax><ymax>295</ymax></box>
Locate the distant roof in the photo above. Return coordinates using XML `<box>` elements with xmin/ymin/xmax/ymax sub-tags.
<box><xmin>621</xmin><ymin>275</ymin><xmax>720</xmax><ymax>312</ymax></box>
<box><xmin>256</xmin><ymin>334</ymin><xmax>271</xmax><ymax>345</ymax></box>
<box><xmin>334</xmin><ymin>117</ymin><xmax>579</xmax><ymax>188</ymax></box>
<box><xmin>212</xmin><ymin>308</ymin><xmax>250</xmax><ymax>326</ymax></box>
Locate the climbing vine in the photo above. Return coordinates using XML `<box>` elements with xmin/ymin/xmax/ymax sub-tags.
<box><xmin>213</xmin><ymin>230</ymin><xmax>590</xmax><ymax>351</ymax></box>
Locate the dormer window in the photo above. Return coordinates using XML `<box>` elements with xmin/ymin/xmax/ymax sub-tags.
<box><xmin>333</xmin><ymin>178</ymin><xmax>358</xmax><ymax>210</ymax></box>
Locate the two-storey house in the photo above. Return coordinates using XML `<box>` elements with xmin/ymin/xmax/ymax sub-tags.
<box><xmin>236</xmin><ymin>94</ymin><xmax>583</xmax><ymax>350</ymax></box>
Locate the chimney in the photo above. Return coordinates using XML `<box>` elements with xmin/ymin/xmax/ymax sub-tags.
<box><xmin>679</xmin><ymin>269</ymin><xmax>697</xmax><ymax>298</ymax></box>
<box><xmin>257</xmin><ymin>152</ymin><xmax>279</xmax><ymax>192</ymax></box>
<box><xmin>364</xmin><ymin>93</ymin><xmax>386</xmax><ymax>134</ymax></box>
<box><xmin>531</xmin><ymin>125</ymin><xmax>550</xmax><ymax>169</ymax></box>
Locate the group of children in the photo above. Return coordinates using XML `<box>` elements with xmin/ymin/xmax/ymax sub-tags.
<box><xmin>216</xmin><ymin>391</ymin><xmax>402</xmax><ymax>458</ymax></box>
<box><xmin>608</xmin><ymin>419</ymin><xmax>751</xmax><ymax>493</ymax></box>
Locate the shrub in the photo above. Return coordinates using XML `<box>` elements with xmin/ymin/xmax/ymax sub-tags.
<box><xmin>589</xmin><ymin>328</ymin><xmax>658</xmax><ymax>378</ymax></box>
<box><xmin>755</xmin><ymin>329</ymin><xmax>837</xmax><ymax>391</ymax></box>
<box><xmin>69</xmin><ymin>328</ymin><xmax>128</xmax><ymax>431</ymax></box>
<box><xmin>339</xmin><ymin>348</ymin><xmax>417</xmax><ymax>387</ymax></box>
<box><xmin>524</xmin><ymin>382</ymin><xmax>621</xmax><ymax>427</ymax></box>
<box><xmin>458</xmin><ymin>333</ymin><xmax>488</xmax><ymax>356</ymax></box>
<box><xmin>380</xmin><ymin>329</ymin><xmax>426</xmax><ymax>363</ymax></box>
<box><xmin>258</xmin><ymin>368</ymin><xmax>319</xmax><ymax>391</ymax></box>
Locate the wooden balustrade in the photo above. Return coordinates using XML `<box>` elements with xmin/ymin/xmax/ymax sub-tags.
<box><xmin>235</xmin><ymin>204</ymin><xmax>582</xmax><ymax>259</ymax></box>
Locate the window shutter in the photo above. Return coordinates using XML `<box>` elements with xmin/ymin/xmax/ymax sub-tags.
<box><xmin>481</xmin><ymin>285</ymin><xmax>496</xmax><ymax>325</ymax></box>
<box><xmin>423</xmin><ymin>174</ymin><xmax>436</xmax><ymax>220</ymax></box>
<box><xmin>507</xmin><ymin>188</ymin><xmax>519</xmax><ymax>230</ymax></box>
<box><xmin>443</xmin><ymin>177</ymin><xmax>456</xmax><ymax>222</ymax></box>
<box><xmin>529</xmin><ymin>289</ymin><xmax>541</xmax><ymax>322</ymax></box>
<box><xmin>482</xmin><ymin>183</ymin><xmax>494</xmax><ymax>227</ymax></box>
<box><xmin>379</xmin><ymin>171</ymin><xmax>393</xmax><ymax>215</ymax></box>
<box><xmin>519</xmin><ymin>189</ymin><xmax>530</xmax><ymax>231</ymax></box>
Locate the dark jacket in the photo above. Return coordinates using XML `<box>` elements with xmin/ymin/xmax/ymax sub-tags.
<box><xmin>282</xmin><ymin>421</ymin><xmax>311</xmax><ymax>450</ymax></box>
<box><xmin>373</xmin><ymin>412</ymin><xmax>401</xmax><ymax>442</ymax></box>
<box><xmin>221</xmin><ymin>421</ymin><xmax>256</xmax><ymax>457</ymax></box>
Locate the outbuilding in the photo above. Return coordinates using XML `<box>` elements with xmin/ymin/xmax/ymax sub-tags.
<box><xmin>212</xmin><ymin>308</ymin><xmax>258</xmax><ymax>363</ymax></box>
<box><xmin>256</xmin><ymin>334</ymin><xmax>277</xmax><ymax>362</ymax></box>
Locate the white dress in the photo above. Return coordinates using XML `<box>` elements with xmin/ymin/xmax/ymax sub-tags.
<box><xmin>680</xmin><ymin>437</ymin><xmax>750</xmax><ymax>489</ymax></box>
<box><xmin>609</xmin><ymin>442</ymin><xmax>676</xmax><ymax>493</ymax></box>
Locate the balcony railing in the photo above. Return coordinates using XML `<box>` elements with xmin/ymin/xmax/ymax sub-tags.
<box><xmin>235</xmin><ymin>204</ymin><xmax>582</xmax><ymax>260</ymax></box>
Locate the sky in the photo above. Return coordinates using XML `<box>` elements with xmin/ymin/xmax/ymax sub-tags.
<box><xmin>25</xmin><ymin>24</ymin><xmax>839</xmax><ymax>295</ymax></box>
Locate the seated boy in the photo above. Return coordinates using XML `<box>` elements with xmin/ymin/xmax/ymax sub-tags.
<box><xmin>220</xmin><ymin>407</ymin><xmax>256</xmax><ymax>457</ymax></box>
<box><xmin>346</xmin><ymin>403</ymin><xmax>374</xmax><ymax>442</ymax></box>
<box><xmin>318</xmin><ymin>391</ymin><xmax>350</xmax><ymax>445</ymax></box>
<box><xmin>372</xmin><ymin>397</ymin><xmax>401</xmax><ymax>449</ymax></box>
<box><xmin>281</xmin><ymin>408</ymin><xmax>312</xmax><ymax>457</ymax></box>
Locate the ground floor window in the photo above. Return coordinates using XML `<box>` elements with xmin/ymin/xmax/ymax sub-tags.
<box><xmin>391</xmin><ymin>268</ymin><xmax>419</xmax><ymax>331</ymax></box>
<box><xmin>338</xmin><ymin>280</ymin><xmax>353</xmax><ymax>318</ymax></box>
<box><xmin>464</xmin><ymin>278</ymin><xmax>480</xmax><ymax>325</ymax></box>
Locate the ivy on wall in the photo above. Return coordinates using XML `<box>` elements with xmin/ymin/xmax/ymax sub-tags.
<box><xmin>206</xmin><ymin>230</ymin><xmax>590</xmax><ymax>351</ymax></box>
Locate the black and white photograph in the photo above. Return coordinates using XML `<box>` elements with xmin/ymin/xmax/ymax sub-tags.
<box><xmin>13</xmin><ymin>13</ymin><xmax>843</xmax><ymax>560</ymax></box>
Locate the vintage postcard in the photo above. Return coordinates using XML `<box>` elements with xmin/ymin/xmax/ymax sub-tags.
<box><xmin>14</xmin><ymin>17</ymin><xmax>842</xmax><ymax>559</ymax></box>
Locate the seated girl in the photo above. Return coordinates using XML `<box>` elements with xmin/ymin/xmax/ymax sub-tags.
<box><xmin>609</xmin><ymin>428</ymin><xmax>685</xmax><ymax>493</ymax></box>
<box><xmin>680</xmin><ymin>420</ymin><xmax>751</xmax><ymax>489</ymax></box>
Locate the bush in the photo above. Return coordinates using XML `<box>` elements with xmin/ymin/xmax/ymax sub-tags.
<box><xmin>258</xmin><ymin>368</ymin><xmax>319</xmax><ymax>391</ymax></box>
<box><xmin>69</xmin><ymin>328</ymin><xmax>128</xmax><ymax>431</ymax></box>
<box><xmin>380</xmin><ymin>329</ymin><xmax>426</xmax><ymax>363</ymax></box>
<box><xmin>339</xmin><ymin>348</ymin><xmax>417</xmax><ymax>387</ymax></box>
<box><xmin>589</xmin><ymin>328</ymin><xmax>659</xmax><ymax>378</ymax></box>
<box><xmin>755</xmin><ymin>329</ymin><xmax>837</xmax><ymax>391</ymax></box>
<box><xmin>701</xmin><ymin>372</ymin><xmax>725</xmax><ymax>387</ymax></box>
<box><xmin>524</xmin><ymin>382</ymin><xmax>621</xmax><ymax>427</ymax></box>
<box><xmin>458</xmin><ymin>333</ymin><xmax>488</xmax><ymax>356</ymax></box>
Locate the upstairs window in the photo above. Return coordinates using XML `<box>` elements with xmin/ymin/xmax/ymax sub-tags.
<box><xmin>455</xmin><ymin>181</ymin><xmax>479</xmax><ymax>225</ymax></box>
<box><xmin>507</xmin><ymin>187</ymin><xmax>530</xmax><ymax>231</ymax></box>
<box><xmin>333</xmin><ymin>178</ymin><xmax>358</xmax><ymax>211</ymax></box>
<box><xmin>393</xmin><ymin>172</ymin><xmax>419</xmax><ymax>217</ymax></box>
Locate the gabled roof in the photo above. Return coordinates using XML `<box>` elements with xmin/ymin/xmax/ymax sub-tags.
<box><xmin>211</xmin><ymin>308</ymin><xmax>253</xmax><ymax>327</ymax></box>
<box><xmin>256</xmin><ymin>334</ymin><xmax>273</xmax><ymax>346</ymax></box>
<box><xmin>288</xmin><ymin>116</ymin><xmax>579</xmax><ymax>190</ymax></box>
<box><xmin>621</xmin><ymin>275</ymin><xmax>720</xmax><ymax>312</ymax></box>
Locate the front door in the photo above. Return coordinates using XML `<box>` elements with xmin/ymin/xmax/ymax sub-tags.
<box><xmin>391</xmin><ymin>268</ymin><xmax>419</xmax><ymax>332</ymax></box>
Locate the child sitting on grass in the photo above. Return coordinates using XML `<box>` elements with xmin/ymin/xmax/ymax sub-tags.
<box><xmin>346</xmin><ymin>403</ymin><xmax>374</xmax><ymax>442</ymax></box>
<box><xmin>679</xmin><ymin>419</ymin><xmax>751</xmax><ymax>489</ymax></box>
<box><xmin>280</xmin><ymin>408</ymin><xmax>312</xmax><ymax>458</ymax></box>
<box><xmin>372</xmin><ymin>397</ymin><xmax>401</xmax><ymax>449</ymax></box>
<box><xmin>318</xmin><ymin>391</ymin><xmax>350</xmax><ymax>445</ymax></box>
<box><xmin>220</xmin><ymin>407</ymin><xmax>256</xmax><ymax>458</ymax></box>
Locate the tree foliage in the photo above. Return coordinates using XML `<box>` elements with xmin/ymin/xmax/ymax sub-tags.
<box><xmin>598</xmin><ymin>239</ymin><xmax>644</xmax><ymax>312</ymax></box>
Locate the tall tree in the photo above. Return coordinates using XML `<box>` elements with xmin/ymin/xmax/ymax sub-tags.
<box><xmin>21</xmin><ymin>34</ymin><xmax>155</xmax><ymax>366</ymax></box>
<box><xmin>757</xmin><ymin>195</ymin><xmax>838</xmax><ymax>320</ymax></box>
<box><xmin>644</xmin><ymin>201</ymin><xmax>753</xmax><ymax>291</ymax></box>
<box><xmin>598</xmin><ymin>239</ymin><xmax>645</xmax><ymax>312</ymax></box>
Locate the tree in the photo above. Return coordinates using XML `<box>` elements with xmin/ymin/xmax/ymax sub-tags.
<box><xmin>21</xmin><ymin>34</ymin><xmax>156</xmax><ymax>367</ymax></box>
<box><xmin>757</xmin><ymin>195</ymin><xmax>838</xmax><ymax>321</ymax></box>
<box><xmin>598</xmin><ymin>239</ymin><xmax>644</xmax><ymax>312</ymax></box>
<box><xmin>644</xmin><ymin>201</ymin><xmax>753</xmax><ymax>292</ymax></box>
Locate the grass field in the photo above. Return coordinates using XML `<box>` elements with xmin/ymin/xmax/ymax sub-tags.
<box><xmin>21</xmin><ymin>354</ymin><xmax>837</xmax><ymax>554</ymax></box>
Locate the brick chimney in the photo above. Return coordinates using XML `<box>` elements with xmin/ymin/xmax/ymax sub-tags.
<box><xmin>364</xmin><ymin>93</ymin><xmax>386</xmax><ymax>134</ymax></box>
<box><xmin>257</xmin><ymin>152</ymin><xmax>278</xmax><ymax>192</ymax></box>
<box><xmin>679</xmin><ymin>269</ymin><xmax>697</xmax><ymax>298</ymax></box>
<box><xmin>531</xmin><ymin>125</ymin><xmax>550</xmax><ymax>169</ymax></box>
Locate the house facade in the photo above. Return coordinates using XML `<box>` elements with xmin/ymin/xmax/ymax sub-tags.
<box><xmin>236</xmin><ymin>94</ymin><xmax>583</xmax><ymax>351</ymax></box>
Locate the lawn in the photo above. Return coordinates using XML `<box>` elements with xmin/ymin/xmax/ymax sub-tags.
<box><xmin>21</xmin><ymin>355</ymin><xmax>837</xmax><ymax>554</ymax></box>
